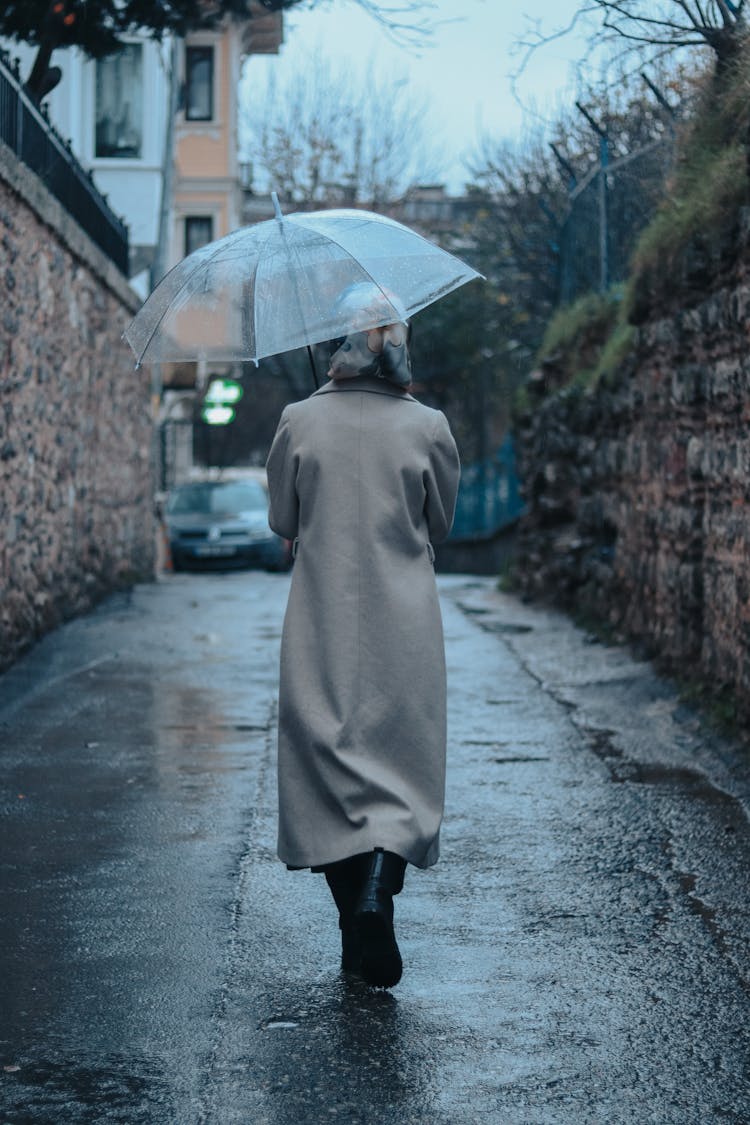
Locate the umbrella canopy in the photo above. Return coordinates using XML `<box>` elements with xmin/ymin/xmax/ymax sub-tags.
<box><xmin>124</xmin><ymin>201</ymin><xmax>482</xmax><ymax>368</ymax></box>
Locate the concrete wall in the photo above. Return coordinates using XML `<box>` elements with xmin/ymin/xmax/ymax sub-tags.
<box><xmin>515</xmin><ymin>211</ymin><xmax>750</xmax><ymax>715</ymax></box>
<box><xmin>0</xmin><ymin>140</ymin><xmax>155</xmax><ymax>671</ymax></box>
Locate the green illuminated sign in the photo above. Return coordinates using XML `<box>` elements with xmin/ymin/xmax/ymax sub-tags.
<box><xmin>202</xmin><ymin>404</ymin><xmax>236</xmax><ymax>426</ymax></box>
<box><xmin>205</xmin><ymin>378</ymin><xmax>243</xmax><ymax>405</ymax></box>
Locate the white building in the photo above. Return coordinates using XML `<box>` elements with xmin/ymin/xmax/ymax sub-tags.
<box><xmin>2</xmin><ymin>6</ymin><xmax>283</xmax><ymax>298</ymax></box>
<box><xmin>3</xmin><ymin>36</ymin><xmax>170</xmax><ymax>295</ymax></box>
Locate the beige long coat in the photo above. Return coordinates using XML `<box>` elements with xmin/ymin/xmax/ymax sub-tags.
<box><xmin>266</xmin><ymin>375</ymin><xmax>460</xmax><ymax>870</ymax></box>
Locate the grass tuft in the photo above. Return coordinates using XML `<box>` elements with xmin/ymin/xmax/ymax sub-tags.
<box><xmin>627</xmin><ymin>52</ymin><xmax>750</xmax><ymax>306</ymax></box>
<box><xmin>538</xmin><ymin>288</ymin><xmax>622</xmax><ymax>364</ymax></box>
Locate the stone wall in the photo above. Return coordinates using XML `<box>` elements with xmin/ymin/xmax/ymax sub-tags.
<box><xmin>515</xmin><ymin>212</ymin><xmax>750</xmax><ymax>714</ymax></box>
<box><xmin>0</xmin><ymin>141</ymin><xmax>155</xmax><ymax>671</ymax></box>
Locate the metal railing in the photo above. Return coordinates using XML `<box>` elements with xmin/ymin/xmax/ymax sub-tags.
<box><xmin>557</xmin><ymin>135</ymin><xmax>672</xmax><ymax>305</ymax></box>
<box><xmin>0</xmin><ymin>51</ymin><xmax>129</xmax><ymax>275</ymax></box>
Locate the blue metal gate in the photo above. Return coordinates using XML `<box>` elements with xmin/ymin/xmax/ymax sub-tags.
<box><xmin>450</xmin><ymin>433</ymin><xmax>524</xmax><ymax>540</ymax></box>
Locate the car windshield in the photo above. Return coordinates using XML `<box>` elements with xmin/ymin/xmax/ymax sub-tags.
<box><xmin>167</xmin><ymin>481</ymin><xmax>267</xmax><ymax>516</ymax></box>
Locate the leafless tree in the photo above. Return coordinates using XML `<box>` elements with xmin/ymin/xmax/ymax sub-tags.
<box><xmin>592</xmin><ymin>0</ymin><xmax>745</xmax><ymax>62</ymax></box>
<box><xmin>272</xmin><ymin>0</ymin><xmax>441</xmax><ymax>48</ymax></box>
<box><xmin>241</xmin><ymin>57</ymin><xmax>442</xmax><ymax>204</ymax></box>
<box><xmin>513</xmin><ymin>0</ymin><xmax>747</xmax><ymax>93</ymax></box>
<box><xmin>348</xmin><ymin>0</ymin><xmax>439</xmax><ymax>47</ymax></box>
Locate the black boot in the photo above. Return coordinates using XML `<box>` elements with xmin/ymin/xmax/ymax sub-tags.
<box><xmin>324</xmin><ymin>855</ymin><xmax>368</xmax><ymax>973</ymax></box>
<box><xmin>353</xmin><ymin>848</ymin><xmax>407</xmax><ymax>989</ymax></box>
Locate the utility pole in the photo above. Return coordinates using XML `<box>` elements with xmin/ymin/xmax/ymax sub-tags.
<box><xmin>576</xmin><ymin>102</ymin><xmax>609</xmax><ymax>293</ymax></box>
<box><xmin>151</xmin><ymin>37</ymin><xmax>181</xmax><ymax>487</ymax></box>
<box><xmin>153</xmin><ymin>36</ymin><xmax>181</xmax><ymax>290</ymax></box>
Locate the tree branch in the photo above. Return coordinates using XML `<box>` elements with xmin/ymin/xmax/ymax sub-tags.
<box><xmin>596</xmin><ymin>2</ymin><xmax>701</xmax><ymax>33</ymax></box>
<box><xmin>512</xmin><ymin>7</ymin><xmax>600</xmax><ymax>76</ymax></box>
<box><xmin>352</xmin><ymin>0</ymin><xmax>440</xmax><ymax>48</ymax></box>
<box><xmin>670</xmin><ymin>0</ymin><xmax>709</xmax><ymax>31</ymax></box>
<box><xmin>712</xmin><ymin>0</ymin><xmax>734</xmax><ymax>26</ymax></box>
<box><xmin>691</xmin><ymin>0</ymin><xmax>710</xmax><ymax>26</ymax></box>
<box><xmin>602</xmin><ymin>21</ymin><xmax>708</xmax><ymax>45</ymax></box>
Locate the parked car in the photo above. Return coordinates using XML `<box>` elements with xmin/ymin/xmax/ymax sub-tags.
<box><xmin>165</xmin><ymin>478</ymin><xmax>291</xmax><ymax>571</ymax></box>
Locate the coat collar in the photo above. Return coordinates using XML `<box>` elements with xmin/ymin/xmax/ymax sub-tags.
<box><xmin>312</xmin><ymin>375</ymin><xmax>417</xmax><ymax>402</ymax></box>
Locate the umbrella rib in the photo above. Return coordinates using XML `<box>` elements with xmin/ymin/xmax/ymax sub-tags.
<box><xmin>288</xmin><ymin>219</ymin><xmax>474</xmax><ymax>323</ymax></box>
<box><xmin>248</xmin><ymin>220</ymin><xmax>286</xmax><ymax>361</ymax></box>
<box><xmin>249</xmin><ymin>225</ymin><xmax>268</xmax><ymax>361</ymax></box>
<box><xmin>276</xmin><ymin>223</ymin><xmax>316</xmax><ymax>360</ymax></box>
<box><xmin>290</xmin><ymin>223</ymin><xmax>401</xmax><ymax>317</ymax></box>
<box><xmin>133</xmin><ymin>233</ymin><xmax>244</xmax><ymax>365</ymax></box>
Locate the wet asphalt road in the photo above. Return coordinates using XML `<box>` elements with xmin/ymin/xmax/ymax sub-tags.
<box><xmin>0</xmin><ymin>571</ymin><xmax>749</xmax><ymax>1124</ymax></box>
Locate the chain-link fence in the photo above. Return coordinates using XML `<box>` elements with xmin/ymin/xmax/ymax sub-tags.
<box><xmin>557</xmin><ymin>131</ymin><xmax>674</xmax><ymax>305</ymax></box>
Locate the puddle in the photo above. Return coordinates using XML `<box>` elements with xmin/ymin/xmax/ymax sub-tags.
<box><xmin>481</xmin><ymin>622</ymin><xmax>534</xmax><ymax>635</ymax></box>
<box><xmin>580</xmin><ymin>726</ymin><xmax>623</xmax><ymax>761</ymax></box>
<box><xmin>611</xmin><ymin>761</ymin><xmax>724</xmax><ymax>789</ymax></box>
<box><xmin>493</xmin><ymin>756</ymin><xmax>550</xmax><ymax>764</ymax></box>
<box><xmin>160</xmin><ymin>723</ymin><xmax>268</xmax><ymax>733</ymax></box>
<box><xmin>463</xmin><ymin>740</ymin><xmax>540</xmax><ymax>748</ymax></box>
<box><xmin>456</xmin><ymin>603</ymin><xmax>533</xmax><ymax>634</ymax></box>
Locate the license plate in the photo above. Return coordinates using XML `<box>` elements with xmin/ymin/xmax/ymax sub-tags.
<box><xmin>194</xmin><ymin>545</ymin><xmax>236</xmax><ymax>557</ymax></box>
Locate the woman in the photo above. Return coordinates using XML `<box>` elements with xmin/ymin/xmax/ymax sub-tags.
<box><xmin>265</xmin><ymin>301</ymin><xmax>460</xmax><ymax>989</ymax></box>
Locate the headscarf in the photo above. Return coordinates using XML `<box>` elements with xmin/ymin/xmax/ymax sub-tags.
<box><xmin>326</xmin><ymin>283</ymin><xmax>412</xmax><ymax>389</ymax></box>
<box><xmin>327</xmin><ymin>325</ymin><xmax>412</xmax><ymax>388</ymax></box>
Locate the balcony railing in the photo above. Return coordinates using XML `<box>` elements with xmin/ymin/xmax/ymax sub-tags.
<box><xmin>0</xmin><ymin>51</ymin><xmax>129</xmax><ymax>275</ymax></box>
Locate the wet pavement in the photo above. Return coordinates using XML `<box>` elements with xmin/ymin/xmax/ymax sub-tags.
<box><xmin>0</xmin><ymin>571</ymin><xmax>749</xmax><ymax>1124</ymax></box>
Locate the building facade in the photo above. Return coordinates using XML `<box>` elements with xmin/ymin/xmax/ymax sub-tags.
<box><xmin>2</xmin><ymin>6</ymin><xmax>285</xmax><ymax>489</ymax></box>
<box><xmin>2</xmin><ymin>5</ymin><xmax>283</xmax><ymax>297</ymax></box>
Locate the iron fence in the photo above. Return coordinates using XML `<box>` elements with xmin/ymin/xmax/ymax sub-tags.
<box><xmin>0</xmin><ymin>51</ymin><xmax>129</xmax><ymax>275</ymax></box>
<box><xmin>557</xmin><ymin>132</ymin><xmax>674</xmax><ymax>305</ymax></box>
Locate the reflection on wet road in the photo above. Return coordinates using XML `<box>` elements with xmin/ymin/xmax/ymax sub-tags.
<box><xmin>0</xmin><ymin>572</ymin><xmax>748</xmax><ymax>1123</ymax></box>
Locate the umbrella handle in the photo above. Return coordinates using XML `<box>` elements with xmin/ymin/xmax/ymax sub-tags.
<box><xmin>306</xmin><ymin>345</ymin><xmax>320</xmax><ymax>390</ymax></box>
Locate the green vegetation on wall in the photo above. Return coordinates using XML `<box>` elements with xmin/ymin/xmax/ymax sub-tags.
<box><xmin>628</xmin><ymin>50</ymin><xmax>750</xmax><ymax>315</ymax></box>
<box><xmin>520</xmin><ymin>285</ymin><xmax>633</xmax><ymax>406</ymax></box>
<box><xmin>521</xmin><ymin>42</ymin><xmax>750</xmax><ymax>407</ymax></box>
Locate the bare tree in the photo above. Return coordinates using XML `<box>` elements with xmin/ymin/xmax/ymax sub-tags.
<box><xmin>514</xmin><ymin>1</ymin><xmax>747</xmax><ymax>93</ymax></box>
<box><xmin>591</xmin><ymin>0</ymin><xmax>746</xmax><ymax>62</ymax></box>
<box><xmin>348</xmin><ymin>0</ymin><xmax>439</xmax><ymax>47</ymax></box>
<box><xmin>464</xmin><ymin>71</ymin><xmax>693</xmax><ymax>340</ymax></box>
<box><xmin>241</xmin><ymin>57</ymin><xmax>443</xmax><ymax>204</ymax></box>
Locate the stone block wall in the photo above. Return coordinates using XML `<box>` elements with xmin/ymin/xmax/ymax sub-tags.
<box><xmin>0</xmin><ymin>142</ymin><xmax>155</xmax><ymax>671</ymax></box>
<box><xmin>515</xmin><ymin>217</ymin><xmax>750</xmax><ymax>714</ymax></box>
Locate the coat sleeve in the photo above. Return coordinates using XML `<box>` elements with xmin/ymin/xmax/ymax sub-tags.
<box><xmin>265</xmin><ymin>406</ymin><xmax>299</xmax><ymax>539</ymax></box>
<box><xmin>424</xmin><ymin>410</ymin><xmax>461</xmax><ymax>544</ymax></box>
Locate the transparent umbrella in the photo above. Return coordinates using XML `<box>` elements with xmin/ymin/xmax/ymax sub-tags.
<box><xmin>124</xmin><ymin>196</ymin><xmax>482</xmax><ymax>375</ymax></box>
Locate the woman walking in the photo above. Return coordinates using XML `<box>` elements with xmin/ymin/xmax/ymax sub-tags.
<box><xmin>265</xmin><ymin>299</ymin><xmax>460</xmax><ymax>988</ymax></box>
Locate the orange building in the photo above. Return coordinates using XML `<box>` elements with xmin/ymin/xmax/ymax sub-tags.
<box><xmin>159</xmin><ymin>5</ymin><xmax>283</xmax><ymax>483</ymax></box>
<box><xmin>171</xmin><ymin>4</ymin><xmax>283</xmax><ymax>269</ymax></box>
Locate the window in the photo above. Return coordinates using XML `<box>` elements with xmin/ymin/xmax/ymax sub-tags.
<box><xmin>185</xmin><ymin>46</ymin><xmax>214</xmax><ymax>121</ymax></box>
<box><xmin>167</xmin><ymin>482</ymin><xmax>267</xmax><ymax>516</ymax></box>
<box><xmin>95</xmin><ymin>43</ymin><xmax>143</xmax><ymax>158</ymax></box>
<box><xmin>185</xmin><ymin>216</ymin><xmax>214</xmax><ymax>257</ymax></box>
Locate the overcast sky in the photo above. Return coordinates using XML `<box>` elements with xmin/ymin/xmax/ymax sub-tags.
<box><xmin>240</xmin><ymin>0</ymin><xmax>594</xmax><ymax>193</ymax></box>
